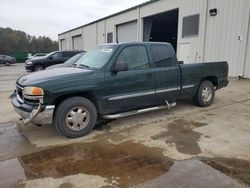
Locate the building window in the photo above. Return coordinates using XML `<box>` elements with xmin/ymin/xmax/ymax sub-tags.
<box><xmin>182</xmin><ymin>14</ymin><xmax>200</xmax><ymax>38</ymax></box>
<box><xmin>107</xmin><ymin>32</ymin><xmax>113</xmax><ymax>43</ymax></box>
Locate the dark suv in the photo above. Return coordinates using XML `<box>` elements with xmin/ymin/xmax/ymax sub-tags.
<box><xmin>25</xmin><ymin>51</ymin><xmax>82</xmax><ymax>72</ymax></box>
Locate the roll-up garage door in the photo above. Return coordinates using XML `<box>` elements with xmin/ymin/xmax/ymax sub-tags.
<box><xmin>117</xmin><ymin>21</ymin><xmax>137</xmax><ymax>43</ymax></box>
<box><xmin>72</xmin><ymin>35</ymin><xmax>83</xmax><ymax>50</ymax></box>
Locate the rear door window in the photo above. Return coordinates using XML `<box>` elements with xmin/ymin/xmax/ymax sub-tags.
<box><xmin>151</xmin><ymin>45</ymin><xmax>173</xmax><ymax>67</ymax></box>
<box><xmin>62</xmin><ymin>52</ymin><xmax>73</xmax><ymax>58</ymax></box>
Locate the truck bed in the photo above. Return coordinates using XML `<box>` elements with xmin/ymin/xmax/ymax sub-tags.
<box><xmin>179</xmin><ymin>61</ymin><xmax>229</xmax><ymax>99</ymax></box>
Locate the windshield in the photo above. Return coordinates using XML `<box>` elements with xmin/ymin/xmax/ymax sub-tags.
<box><xmin>45</xmin><ymin>51</ymin><xmax>56</xmax><ymax>57</ymax></box>
<box><xmin>74</xmin><ymin>46</ymin><xmax>117</xmax><ymax>69</ymax></box>
<box><xmin>64</xmin><ymin>52</ymin><xmax>85</xmax><ymax>64</ymax></box>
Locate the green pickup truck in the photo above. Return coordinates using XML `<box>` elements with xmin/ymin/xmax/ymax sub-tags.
<box><xmin>11</xmin><ymin>42</ymin><xmax>229</xmax><ymax>138</ymax></box>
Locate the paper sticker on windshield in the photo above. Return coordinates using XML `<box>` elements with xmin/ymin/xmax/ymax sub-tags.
<box><xmin>102</xmin><ymin>48</ymin><xmax>113</xmax><ymax>53</ymax></box>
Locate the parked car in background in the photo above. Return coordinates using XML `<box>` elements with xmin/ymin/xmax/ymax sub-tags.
<box><xmin>25</xmin><ymin>51</ymin><xmax>83</xmax><ymax>72</ymax></box>
<box><xmin>27</xmin><ymin>53</ymin><xmax>47</xmax><ymax>60</ymax></box>
<box><xmin>0</xmin><ymin>54</ymin><xmax>16</xmax><ymax>66</ymax></box>
<box><xmin>46</xmin><ymin>51</ymin><xmax>86</xmax><ymax>70</ymax></box>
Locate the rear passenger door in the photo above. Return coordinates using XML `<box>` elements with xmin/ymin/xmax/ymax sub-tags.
<box><xmin>151</xmin><ymin>45</ymin><xmax>181</xmax><ymax>102</ymax></box>
<box><xmin>105</xmin><ymin>45</ymin><xmax>156</xmax><ymax>114</ymax></box>
<box><xmin>62</xmin><ymin>52</ymin><xmax>75</xmax><ymax>62</ymax></box>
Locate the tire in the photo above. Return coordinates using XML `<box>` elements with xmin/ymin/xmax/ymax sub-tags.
<box><xmin>194</xmin><ymin>81</ymin><xmax>215</xmax><ymax>107</ymax></box>
<box><xmin>5</xmin><ymin>61</ymin><xmax>11</xmax><ymax>66</ymax></box>
<box><xmin>33</xmin><ymin>65</ymin><xmax>44</xmax><ymax>71</ymax></box>
<box><xmin>53</xmin><ymin>97</ymin><xmax>97</xmax><ymax>138</ymax></box>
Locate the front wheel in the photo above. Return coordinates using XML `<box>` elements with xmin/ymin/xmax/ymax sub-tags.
<box><xmin>194</xmin><ymin>81</ymin><xmax>215</xmax><ymax>107</ymax></box>
<box><xmin>5</xmin><ymin>61</ymin><xmax>11</xmax><ymax>66</ymax></box>
<box><xmin>33</xmin><ymin>65</ymin><xmax>44</xmax><ymax>71</ymax></box>
<box><xmin>54</xmin><ymin>97</ymin><xmax>97</xmax><ymax>138</ymax></box>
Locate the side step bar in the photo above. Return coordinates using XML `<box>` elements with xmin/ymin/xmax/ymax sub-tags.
<box><xmin>103</xmin><ymin>101</ymin><xmax>176</xmax><ymax>119</ymax></box>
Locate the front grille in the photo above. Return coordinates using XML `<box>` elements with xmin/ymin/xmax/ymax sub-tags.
<box><xmin>16</xmin><ymin>84</ymin><xmax>24</xmax><ymax>103</ymax></box>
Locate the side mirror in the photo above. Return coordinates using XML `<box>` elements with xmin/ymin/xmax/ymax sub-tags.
<box><xmin>178</xmin><ymin>61</ymin><xmax>184</xmax><ymax>64</ymax></box>
<box><xmin>112</xmin><ymin>60</ymin><xmax>128</xmax><ymax>73</ymax></box>
<box><xmin>48</xmin><ymin>56</ymin><xmax>53</xmax><ymax>60</ymax></box>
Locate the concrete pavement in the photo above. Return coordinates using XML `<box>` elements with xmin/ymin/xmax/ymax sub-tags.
<box><xmin>0</xmin><ymin>64</ymin><xmax>249</xmax><ymax>188</ymax></box>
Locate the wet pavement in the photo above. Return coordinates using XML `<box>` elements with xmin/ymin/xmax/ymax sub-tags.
<box><xmin>151</xmin><ymin>119</ymin><xmax>207</xmax><ymax>155</ymax></box>
<box><xmin>19</xmin><ymin>141</ymin><xmax>173</xmax><ymax>188</ymax></box>
<box><xmin>0</xmin><ymin>122</ymin><xmax>38</xmax><ymax>161</ymax></box>
<box><xmin>133</xmin><ymin>159</ymin><xmax>246</xmax><ymax>188</ymax></box>
<box><xmin>0</xmin><ymin>64</ymin><xmax>250</xmax><ymax>188</ymax></box>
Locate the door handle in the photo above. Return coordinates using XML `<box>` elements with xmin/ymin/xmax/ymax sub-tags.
<box><xmin>146</xmin><ymin>73</ymin><xmax>153</xmax><ymax>79</ymax></box>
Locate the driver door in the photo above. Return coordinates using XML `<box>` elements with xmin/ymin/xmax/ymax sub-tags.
<box><xmin>105</xmin><ymin>45</ymin><xmax>156</xmax><ymax>114</ymax></box>
<box><xmin>49</xmin><ymin>52</ymin><xmax>63</xmax><ymax>65</ymax></box>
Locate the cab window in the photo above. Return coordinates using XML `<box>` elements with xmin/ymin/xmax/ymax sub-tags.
<box><xmin>116</xmin><ymin>46</ymin><xmax>149</xmax><ymax>70</ymax></box>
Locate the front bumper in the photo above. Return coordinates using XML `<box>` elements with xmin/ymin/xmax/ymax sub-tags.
<box><xmin>11</xmin><ymin>92</ymin><xmax>55</xmax><ymax>125</ymax></box>
<box><xmin>25</xmin><ymin>64</ymin><xmax>34</xmax><ymax>72</ymax></box>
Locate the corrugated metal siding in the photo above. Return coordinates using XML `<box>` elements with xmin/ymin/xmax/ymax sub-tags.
<box><xmin>140</xmin><ymin>0</ymin><xmax>207</xmax><ymax>64</ymax></box>
<box><xmin>244</xmin><ymin>1</ymin><xmax>250</xmax><ymax>78</ymax></box>
<box><xmin>58</xmin><ymin>0</ymin><xmax>250</xmax><ymax>77</ymax></box>
<box><xmin>204</xmin><ymin>0</ymin><xmax>250</xmax><ymax>77</ymax></box>
<box><xmin>83</xmin><ymin>24</ymin><xmax>97</xmax><ymax>51</ymax></box>
<box><xmin>177</xmin><ymin>0</ymin><xmax>207</xmax><ymax>64</ymax></box>
<box><xmin>97</xmin><ymin>20</ymin><xmax>105</xmax><ymax>45</ymax></box>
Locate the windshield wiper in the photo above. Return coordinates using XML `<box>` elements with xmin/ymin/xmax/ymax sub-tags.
<box><xmin>76</xmin><ymin>64</ymin><xmax>96</xmax><ymax>70</ymax></box>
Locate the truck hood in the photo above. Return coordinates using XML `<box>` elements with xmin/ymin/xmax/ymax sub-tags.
<box><xmin>17</xmin><ymin>67</ymin><xmax>94</xmax><ymax>86</ymax></box>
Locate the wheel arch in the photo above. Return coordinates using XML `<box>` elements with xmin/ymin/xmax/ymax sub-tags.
<box><xmin>33</xmin><ymin>64</ymin><xmax>45</xmax><ymax>71</ymax></box>
<box><xmin>193</xmin><ymin>76</ymin><xmax>218</xmax><ymax>98</ymax></box>
<box><xmin>53</xmin><ymin>92</ymin><xmax>102</xmax><ymax>115</ymax></box>
<box><xmin>199</xmin><ymin>76</ymin><xmax>218</xmax><ymax>88</ymax></box>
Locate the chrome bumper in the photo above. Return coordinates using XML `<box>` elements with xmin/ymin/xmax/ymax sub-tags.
<box><xmin>11</xmin><ymin>93</ymin><xmax>55</xmax><ymax>125</ymax></box>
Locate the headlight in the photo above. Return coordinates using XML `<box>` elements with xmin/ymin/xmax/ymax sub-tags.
<box><xmin>23</xmin><ymin>87</ymin><xmax>44</xmax><ymax>96</ymax></box>
<box><xmin>26</xmin><ymin>61</ymin><xmax>32</xmax><ymax>65</ymax></box>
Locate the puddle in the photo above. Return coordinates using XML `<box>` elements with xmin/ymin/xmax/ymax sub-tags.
<box><xmin>202</xmin><ymin>157</ymin><xmax>250</xmax><ymax>186</ymax></box>
<box><xmin>151</xmin><ymin>119</ymin><xmax>207</xmax><ymax>155</ymax></box>
<box><xmin>19</xmin><ymin>140</ymin><xmax>173</xmax><ymax>188</ymax></box>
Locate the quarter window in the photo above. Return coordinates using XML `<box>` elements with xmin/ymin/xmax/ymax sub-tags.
<box><xmin>116</xmin><ymin>46</ymin><xmax>149</xmax><ymax>70</ymax></box>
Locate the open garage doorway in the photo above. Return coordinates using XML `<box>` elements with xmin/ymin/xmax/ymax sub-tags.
<box><xmin>143</xmin><ymin>9</ymin><xmax>179</xmax><ymax>51</ymax></box>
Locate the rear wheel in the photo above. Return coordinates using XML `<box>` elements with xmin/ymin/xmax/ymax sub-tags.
<box><xmin>194</xmin><ymin>81</ymin><xmax>215</xmax><ymax>107</ymax></box>
<box><xmin>33</xmin><ymin>65</ymin><xmax>44</xmax><ymax>71</ymax></box>
<box><xmin>54</xmin><ymin>97</ymin><xmax>97</xmax><ymax>138</ymax></box>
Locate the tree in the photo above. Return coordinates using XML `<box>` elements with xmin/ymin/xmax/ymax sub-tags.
<box><xmin>0</xmin><ymin>27</ymin><xmax>58</xmax><ymax>54</ymax></box>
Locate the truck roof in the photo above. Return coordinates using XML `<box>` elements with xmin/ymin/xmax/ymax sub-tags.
<box><xmin>99</xmin><ymin>42</ymin><xmax>171</xmax><ymax>47</ymax></box>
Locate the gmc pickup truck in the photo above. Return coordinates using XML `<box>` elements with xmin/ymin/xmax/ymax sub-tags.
<box><xmin>11</xmin><ymin>42</ymin><xmax>229</xmax><ymax>138</ymax></box>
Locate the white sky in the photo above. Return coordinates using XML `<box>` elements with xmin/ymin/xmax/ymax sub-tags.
<box><xmin>0</xmin><ymin>0</ymin><xmax>149</xmax><ymax>40</ymax></box>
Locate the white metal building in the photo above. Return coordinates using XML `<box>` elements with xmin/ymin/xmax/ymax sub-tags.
<box><xmin>58</xmin><ymin>0</ymin><xmax>250</xmax><ymax>78</ymax></box>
